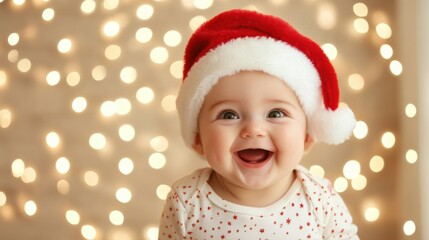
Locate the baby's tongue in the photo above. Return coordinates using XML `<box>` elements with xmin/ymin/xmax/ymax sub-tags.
<box><xmin>237</xmin><ymin>149</ymin><xmax>269</xmax><ymax>162</ymax></box>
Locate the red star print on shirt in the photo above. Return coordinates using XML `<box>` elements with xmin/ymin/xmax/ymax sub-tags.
<box><xmin>158</xmin><ymin>166</ymin><xmax>359</xmax><ymax>239</ymax></box>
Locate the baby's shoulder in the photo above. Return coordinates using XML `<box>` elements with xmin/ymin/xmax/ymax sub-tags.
<box><xmin>296</xmin><ymin>166</ymin><xmax>332</xmax><ymax>190</ymax></box>
<box><xmin>170</xmin><ymin>167</ymin><xmax>212</xmax><ymax>202</ymax></box>
<box><xmin>295</xmin><ymin>165</ymin><xmax>335</xmax><ymax>195</ymax></box>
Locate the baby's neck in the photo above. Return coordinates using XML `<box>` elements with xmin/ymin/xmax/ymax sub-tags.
<box><xmin>208</xmin><ymin>171</ymin><xmax>296</xmax><ymax>208</ymax></box>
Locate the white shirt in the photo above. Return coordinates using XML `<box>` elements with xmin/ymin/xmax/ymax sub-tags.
<box><xmin>159</xmin><ymin>165</ymin><xmax>359</xmax><ymax>240</ymax></box>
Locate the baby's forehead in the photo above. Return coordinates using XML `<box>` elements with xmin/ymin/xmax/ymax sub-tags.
<box><xmin>203</xmin><ymin>71</ymin><xmax>302</xmax><ymax>105</ymax></box>
<box><xmin>213</xmin><ymin>70</ymin><xmax>297</xmax><ymax>93</ymax></box>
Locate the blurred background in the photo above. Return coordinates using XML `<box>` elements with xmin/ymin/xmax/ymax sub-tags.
<box><xmin>0</xmin><ymin>0</ymin><xmax>427</xmax><ymax>239</ymax></box>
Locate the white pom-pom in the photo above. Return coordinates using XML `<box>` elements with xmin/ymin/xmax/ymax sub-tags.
<box><xmin>308</xmin><ymin>107</ymin><xmax>356</xmax><ymax>145</ymax></box>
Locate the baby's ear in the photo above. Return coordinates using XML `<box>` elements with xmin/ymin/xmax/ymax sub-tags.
<box><xmin>192</xmin><ymin>133</ymin><xmax>204</xmax><ymax>155</ymax></box>
<box><xmin>304</xmin><ymin>133</ymin><xmax>315</xmax><ymax>152</ymax></box>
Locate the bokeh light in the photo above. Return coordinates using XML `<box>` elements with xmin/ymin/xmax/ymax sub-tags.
<box><xmin>348</xmin><ymin>73</ymin><xmax>365</xmax><ymax>91</ymax></box>
<box><xmin>0</xmin><ymin>70</ymin><xmax>7</xmax><ymax>88</ymax></box>
<box><xmin>109</xmin><ymin>210</ymin><xmax>124</xmax><ymax>226</ymax></box>
<box><xmin>135</xmin><ymin>27</ymin><xmax>153</xmax><ymax>43</ymax></box>
<box><xmin>84</xmin><ymin>171</ymin><xmax>99</xmax><ymax>187</ymax></box>
<box><xmin>353</xmin><ymin>120</ymin><xmax>368</xmax><ymax>139</ymax></box>
<box><xmin>46</xmin><ymin>131</ymin><xmax>61</xmax><ymax>148</ymax></box>
<box><xmin>144</xmin><ymin>226</ymin><xmax>159</xmax><ymax>240</ymax></box>
<box><xmin>189</xmin><ymin>16</ymin><xmax>206</xmax><ymax>31</ymax></box>
<box><xmin>81</xmin><ymin>225</ymin><xmax>97</xmax><ymax>240</ymax></box>
<box><xmin>120</xmin><ymin>66</ymin><xmax>137</xmax><ymax>84</ymax></box>
<box><xmin>115</xmin><ymin>98</ymin><xmax>132</xmax><ymax>115</ymax></box>
<box><xmin>92</xmin><ymin>65</ymin><xmax>107</xmax><ymax>81</ymax></box>
<box><xmin>170</xmin><ymin>61</ymin><xmax>183</xmax><ymax>79</ymax></box>
<box><xmin>150</xmin><ymin>47</ymin><xmax>169</xmax><ymax>64</ymax></box>
<box><xmin>8</xmin><ymin>50</ymin><xmax>19</xmax><ymax>63</ymax></box>
<box><xmin>148</xmin><ymin>153</ymin><xmax>167</xmax><ymax>169</ymax></box>
<box><xmin>42</xmin><ymin>8</ymin><xmax>55</xmax><ymax>21</ymax></box>
<box><xmin>81</xmin><ymin>0</ymin><xmax>96</xmax><ymax>14</ymax></box>
<box><xmin>105</xmin><ymin>44</ymin><xmax>121</xmax><ymax>60</ymax></box>
<box><xmin>56</xmin><ymin>157</ymin><xmax>71</xmax><ymax>175</ymax></box>
<box><xmin>390</xmin><ymin>60</ymin><xmax>403</xmax><ymax>76</ymax></box>
<box><xmin>193</xmin><ymin>0</ymin><xmax>213</xmax><ymax>9</ymax></box>
<box><xmin>161</xmin><ymin>95</ymin><xmax>176</xmax><ymax>112</ymax></box>
<box><xmin>17</xmin><ymin>58</ymin><xmax>31</xmax><ymax>73</ymax></box>
<box><xmin>309</xmin><ymin>165</ymin><xmax>325</xmax><ymax>178</ymax></box>
<box><xmin>351</xmin><ymin>174</ymin><xmax>367</xmax><ymax>191</ymax></box>
<box><xmin>136</xmin><ymin>4</ymin><xmax>154</xmax><ymax>20</ymax></box>
<box><xmin>57</xmin><ymin>180</ymin><xmax>70</xmax><ymax>195</ymax></box>
<box><xmin>103</xmin><ymin>0</ymin><xmax>119</xmax><ymax>10</ymax></box>
<box><xmin>403</xmin><ymin>220</ymin><xmax>416</xmax><ymax>236</ymax></box>
<box><xmin>150</xmin><ymin>136</ymin><xmax>169</xmax><ymax>152</ymax></box>
<box><xmin>164</xmin><ymin>30</ymin><xmax>182</xmax><ymax>47</ymax></box>
<box><xmin>89</xmin><ymin>133</ymin><xmax>106</xmax><ymax>150</ymax></box>
<box><xmin>46</xmin><ymin>70</ymin><xmax>61</xmax><ymax>86</ymax></box>
<box><xmin>12</xmin><ymin>159</ymin><xmax>26</xmax><ymax>178</ymax></box>
<box><xmin>334</xmin><ymin>177</ymin><xmax>348</xmax><ymax>193</ymax></box>
<box><xmin>381</xmin><ymin>131</ymin><xmax>396</xmax><ymax>149</ymax></box>
<box><xmin>22</xmin><ymin>167</ymin><xmax>37</xmax><ymax>183</ymax></box>
<box><xmin>376</xmin><ymin>23</ymin><xmax>392</xmax><ymax>39</ymax></box>
<box><xmin>405</xmin><ymin>103</ymin><xmax>417</xmax><ymax>118</ymax></box>
<box><xmin>8</xmin><ymin>33</ymin><xmax>20</xmax><ymax>46</ymax></box>
<box><xmin>24</xmin><ymin>200</ymin><xmax>37</xmax><ymax>216</ymax></box>
<box><xmin>118</xmin><ymin>124</ymin><xmax>135</xmax><ymax>142</ymax></box>
<box><xmin>365</xmin><ymin>207</ymin><xmax>380</xmax><ymax>222</ymax></box>
<box><xmin>156</xmin><ymin>184</ymin><xmax>171</xmax><ymax>200</ymax></box>
<box><xmin>321</xmin><ymin>43</ymin><xmax>337</xmax><ymax>60</ymax></box>
<box><xmin>103</xmin><ymin>21</ymin><xmax>121</xmax><ymax>38</ymax></box>
<box><xmin>354</xmin><ymin>18</ymin><xmax>369</xmax><ymax>33</ymax></box>
<box><xmin>116</xmin><ymin>188</ymin><xmax>132</xmax><ymax>203</ymax></box>
<box><xmin>118</xmin><ymin>158</ymin><xmax>134</xmax><ymax>175</ymax></box>
<box><xmin>343</xmin><ymin>160</ymin><xmax>361</xmax><ymax>180</ymax></box>
<box><xmin>136</xmin><ymin>87</ymin><xmax>155</xmax><ymax>104</ymax></box>
<box><xmin>0</xmin><ymin>192</ymin><xmax>7</xmax><ymax>207</ymax></box>
<box><xmin>58</xmin><ymin>38</ymin><xmax>73</xmax><ymax>53</ymax></box>
<box><xmin>405</xmin><ymin>149</ymin><xmax>418</xmax><ymax>164</ymax></box>
<box><xmin>369</xmin><ymin>155</ymin><xmax>384</xmax><ymax>173</ymax></box>
<box><xmin>66</xmin><ymin>72</ymin><xmax>81</xmax><ymax>86</ymax></box>
<box><xmin>353</xmin><ymin>3</ymin><xmax>368</xmax><ymax>17</ymax></box>
<box><xmin>0</xmin><ymin>109</ymin><xmax>12</xmax><ymax>128</ymax></box>
<box><xmin>66</xmin><ymin>210</ymin><xmax>81</xmax><ymax>225</ymax></box>
<box><xmin>317</xmin><ymin>2</ymin><xmax>337</xmax><ymax>30</ymax></box>
<box><xmin>72</xmin><ymin>97</ymin><xmax>87</xmax><ymax>113</ymax></box>
<box><xmin>100</xmin><ymin>101</ymin><xmax>116</xmax><ymax>117</ymax></box>
<box><xmin>380</xmin><ymin>44</ymin><xmax>393</xmax><ymax>59</ymax></box>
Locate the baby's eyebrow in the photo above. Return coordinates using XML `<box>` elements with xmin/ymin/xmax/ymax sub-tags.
<box><xmin>207</xmin><ymin>100</ymin><xmax>237</xmax><ymax>111</ymax></box>
<box><xmin>267</xmin><ymin>99</ymin><xmax>298</xmax><ymax>110</ymax></box>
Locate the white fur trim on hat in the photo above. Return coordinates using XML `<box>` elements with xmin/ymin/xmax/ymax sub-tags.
<box><xmin>308</xmin><ymin>105</ymin><xmax>356</xmax><ymax>145</ymax></box>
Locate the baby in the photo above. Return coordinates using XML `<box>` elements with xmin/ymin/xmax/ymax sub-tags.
<box><xmin>159</xmin><ymin>9</ymin><xmax>359</xmax><ymax>239</ymax></box>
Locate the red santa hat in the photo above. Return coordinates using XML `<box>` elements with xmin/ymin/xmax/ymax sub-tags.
<box><xmin>176</xmin><ymin>9</ymin><xmax>356</xmax><ymax>147</ymax></box>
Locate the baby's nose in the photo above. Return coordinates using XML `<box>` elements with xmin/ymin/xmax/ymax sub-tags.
<box><xmin>240</xmin><ymin>120</ymin><xmax>266</xmax><ymax>138</ymax></box>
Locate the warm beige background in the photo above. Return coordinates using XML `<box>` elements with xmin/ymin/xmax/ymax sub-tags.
<box><xmin>0</xmin><ymin>0</ymin><xmax>426</xmax><ymax>239</ymax></box>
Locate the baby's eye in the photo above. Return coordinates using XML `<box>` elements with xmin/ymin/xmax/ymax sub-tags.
<box><xmin>267</xmin><ymin>109</ymin><xmax>286</xmax><ymax>118</ymax></box>
<box><xmin>218</xmin><ymin>110</ymin><xmax>239</xmax><ymax>120</ymax></box>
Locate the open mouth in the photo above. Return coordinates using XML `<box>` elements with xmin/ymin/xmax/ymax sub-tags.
<box><xmin>236</xmin><ymin>148</ymin><xmax>273</xmax><ymax>164</ymax></box>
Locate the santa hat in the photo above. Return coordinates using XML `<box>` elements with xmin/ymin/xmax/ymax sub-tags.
<box><xmin>176</xmin><ymin>9</ymin><xmax>356</xmax><ymax>147</ymax></box>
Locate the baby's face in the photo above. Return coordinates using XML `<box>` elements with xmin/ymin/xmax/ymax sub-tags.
<box><xmin>193</xmin><ymin>71</ymin><xmax>313</xmax><ymax>190</ymax></box>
